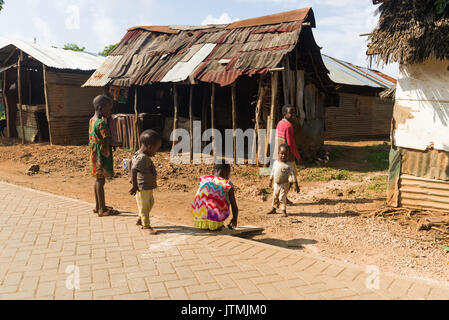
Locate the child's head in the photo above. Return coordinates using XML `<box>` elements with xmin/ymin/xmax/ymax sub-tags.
<box><xmin>282</xmin><ymin>104</ymin><xmax>295</xmax><ymax>121</ymax></box>
<box><xmin>140</xmin><ymin>130</ymin><xmax>162</xmax><ymax>157</ymax></box>
<box><xmin>278</xmin><ymin>144</ymin><xmax>290</xmax><ymax>162</ymax></box>
<box><xmin>93</xmin><ymin>95</ymin><xmax>113</xmax><ymax>118</ymax></box>
<box><xmin>213</xmin><ymin>160</ymin><xmax>231</xmax><ymax>180</ymax></box>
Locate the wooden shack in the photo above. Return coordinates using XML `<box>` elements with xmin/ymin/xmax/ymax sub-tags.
<box><xmin>84</xmin><ymin>8</ymin><xmax>339</xmax><ymax>161</ymax></box>
<box><xmin>0</xmin><ymin>39</ymin><xmax>105</xmax><ymax>145</ymax></box>
<box><xmin>322</xmin><ymin>54</ymin><xmax>396</xmax><ymax>140</ymax></box>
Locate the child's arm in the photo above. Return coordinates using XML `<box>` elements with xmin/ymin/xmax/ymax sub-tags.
<box><xmin>228</xmin><ymin>187</ymin><xmax>239</xmax><ymax>230</ymax></box>
<box><xmin>269</xmin><ymin>161</ymin><xmax>276</xmax><ymax>187</ymax></box>
<box><xmin>128</xmin><ymin>159</ymin><xmax>133</xmax><ymax>184</ymax></box>
<box><xmin>288</xmin><ymin>163</ymin><xmax>300</xmax><ymax>193</ymax></box>
<box><xmin>129</xmin><ymin>167</ymin><xmax>139</xmax><ymax>196</ymax></box>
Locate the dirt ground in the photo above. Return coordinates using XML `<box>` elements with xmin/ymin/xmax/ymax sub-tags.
<box><xmin>0</xmin><ymin>138</ymin><xmax>448</xmax><ymax>284</ymax></box>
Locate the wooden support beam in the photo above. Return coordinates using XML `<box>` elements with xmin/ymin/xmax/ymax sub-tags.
<box><xmin>253</xmin><ymin>80</ymin><xmax>266</xmax><ymax>166</ymax></box>
<box><xmin>172</xmin><ymin>83</ymin><xmax>179</xmax><ymax>152</ymax></box>
<box><xmin>189</xmin><ymin>85</ymin><xmax>194</xmax><ymax>164</ymax></box>
<box><xmin>134</xmin><ymin>86</ymin><xmax>139</xmax><ymax>151</ymax></box>
<box><xmin>231</xmin><ymin>83</ymin><xmax>237</xmax><ymax>164</ymax></box>
<box><xmin>210</xmin><ymin>83</ymin><xmax>216</xmax><ymax>157</ymax></box>
<box><xmin>17</xmin><ymin>52</ymin><xmax>25</xmax><ymax>144</ymax></box>
<box><xmin>42</xmin><ymin>65</ymin><xmax>53</xmax><ymax>145</ymax></box>
<box><xmin>2</xmin><ymin>71</ymin><xmax>11</xmax><ymax>138</ymax></box>
<box><xmin>1</xmin><ymin>48</ymin><xmax>17</xmax><ymax>68</ymax></box>
<box><xmin>201</xmin><ymin>85</ymin><xmax>208</xmax><ymax>150</ymax></box>
<box><xmin>266</xmin><ymin>72</ymin><xmax>279</xmax><ymax>160</ymax></box>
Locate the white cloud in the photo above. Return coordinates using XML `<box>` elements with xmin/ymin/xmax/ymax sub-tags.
<box><xmin>201</xmin><ymin>13</ymin><xmax>240</xmax><ymax>25</ymax></box>
<box><xmin>91</xmin><ymin>7</ymin><xmax>120</xmax><ymax>48</ymax></box>
<box><xmin>31</xmin><ymin>17</ymin><xmax>54</xmax><ymax>45</ymax></box>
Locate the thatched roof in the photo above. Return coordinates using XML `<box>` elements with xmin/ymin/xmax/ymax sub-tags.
<box><xmin>368</xmin><ymin>0</ymin><xmax>449</xmax><ymax>65</ymax></box>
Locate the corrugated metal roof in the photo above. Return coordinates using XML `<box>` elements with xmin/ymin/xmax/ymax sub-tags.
<box><xmin>0</xmin><ymin>38</ymin><xmax>105</xmax><ymax>71</ymax></box>
<box><xmin>81</xmin><ymin>55</ymin><xmax>123</xmax><ymax>87</ymax></box>
<box><xmin>161</xmin><ymin>43</ymin><xmax>216</xmax><ymax>83</ymax></box>
<box><xmin>83</xmin><ymin>7</ymin><xmax>330</xmax><ymax>88</ymax></box>
<box><xmin>322</xmin><ymin>54</ymin><xmax>396</xmax><ymax>89</ymax></box>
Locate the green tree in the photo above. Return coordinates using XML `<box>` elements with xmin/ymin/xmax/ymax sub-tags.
<box><xmin>0</xmin><ymin>0</ymin><xmax>4</xmax><ymax>12</ymax></box>
<box><xmin>99</xmin><ymin>43</ymin><xmax>118</xmax><ymax>56</ymax></box>
<box><xmin>63</xmin><ymin>43</ymin><xmax>85</xmax><ymax>52</ymax></box>
<box><xmin>436</xmin><ymin>0</ymin><xmax>449</xmax><ymax>14</ymax></box>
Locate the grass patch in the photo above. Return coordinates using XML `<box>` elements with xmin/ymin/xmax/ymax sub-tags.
<box><xmin>301</xmin><ymin>168</ymin><xmax>359</xmax><ymax>182</ymax></box>
<box><xmin>365</xmin><ymin>175</ymin><xmax>388</xmax><ymax>196</ymax></box>
<box><xmin>363</xmin><ymin>143</ymin><xmax>390</xmax><ymax>172</ymax></box>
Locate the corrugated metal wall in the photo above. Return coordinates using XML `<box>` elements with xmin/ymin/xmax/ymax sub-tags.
<box><xmin>46</xmin><ymin>71</ymin><xmax>103</xmax><ymax>145</ymax></box>
<box><xmin>395</xmin><ymin>148</ymin><xmax>449</xmax><ymax>211</ymax></box>
<box><xmin>400</xmin><ymin>174</ymin><xmax>449</xmax><ymax>211</ymax></box>
<box><xmin>325</xmin><ymin>93</ymin><xmax>393</xmax><ymax>139</ymax></box>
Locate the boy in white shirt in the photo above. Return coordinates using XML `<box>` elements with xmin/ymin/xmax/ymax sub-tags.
<box><xmin>267</xmin><ymin>144</ymin><xmax>300</xmax><ymax>217</ymax></box>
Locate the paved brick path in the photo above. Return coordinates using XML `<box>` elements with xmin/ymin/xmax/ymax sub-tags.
<box><xmin>0</xmin><ymin>181</ymin><xmax>448</xmax><ymax>300</ymax></box>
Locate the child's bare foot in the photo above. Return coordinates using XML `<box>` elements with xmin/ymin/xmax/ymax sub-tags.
<box><xmin>93</xmin><ymin>206</ymin><xmax>113</xmax><ymax>214</ymax></box>
<box><xmin>98</xmin><ymin>208</ymin><xmax>120</xmax><ymax>217</ymax></box>
<box><xmin>267</xmin><ymin>208</ymin><xmax>277</xmax><ymax>215</ymax></box>
<box><xmin>282</xmin><ymin>211</ymin><xmax>288</xmax><ymax>217</ymax></box>
<box><xmin>286</xmin><ymin>198</ymin><xmax>294</xmax><ymax>205</ymax></box>
<box><xmin>136</xmin><ymin>218</ymin><xmax>142</xmax><ymax>226</ymax></box>
<box><xmin>142</xmin><ymin>227</ymin><xmax>158</xmax><ymax>235</ymax></box>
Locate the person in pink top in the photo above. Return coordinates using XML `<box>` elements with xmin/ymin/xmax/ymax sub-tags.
<box><xmin>276</xmin><ymin>105</ymin><xmax>301</xmax><ymax>204</ymax></box>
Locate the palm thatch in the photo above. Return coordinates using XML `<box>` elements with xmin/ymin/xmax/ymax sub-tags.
<box><xmin>368</xmin><ymin>0</ymin><xmax>449</xmax><ymax>65</ymax></box>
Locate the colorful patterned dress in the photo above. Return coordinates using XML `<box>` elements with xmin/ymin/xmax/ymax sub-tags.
<box><xmin>89</xmin><ymin>118</ymin><xmax>114</xmax><ymax>179</ymax></box>
<box><xmin>192</xmin><ymin>176</ymin><xmax>233</xmax><ymax>231</ymax></box>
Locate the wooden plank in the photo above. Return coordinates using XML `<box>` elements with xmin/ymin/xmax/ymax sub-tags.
<box><xmin>189</xmin><ymin>85</ymin><xmax>194</xmax><ymax>164</ymax></box>
<box><xmin>173</xmin><ymin>84</ymin><xmax>179</xmax><ymax>153</ymax></box>
<box><xmin>202</xmin><ymin>85</ymin><xmax>208</xmax><ymax>149</ymax></box>
<box><xmin>221</xmin><ymin>226</ymin><xmax>264</xmax><ymax>236</ymax></box>
<box><xmin>2</xmin><ymin>71</ymin><xmax>11</xmax><ymax>137</ymax></box>
<box><xmin>134</xmin><ymin>87</ymin><xmax>139</xmax><ymax>151</ymax></box>
<box><xmin>266</xmin><ymin>72</ymin><xmax>279</xmax><ymax>159</ymax></box>
<box><xmin>231</xmin><ymin>83</ymin><xmax>237</xmax><ymax>164</ymax></box>
<box><xmin>253</xmin><ymin>80</ymin><xmax>266</xmax><ymax>166</ymax></box>
<box><xmin>210</xmin><ymin>83</ymin><xmax>216</xmax><ymax>157</ymax></box>
<box><xmin>42</xmin><ymin>65</ymin><xmax>53</xmax><ymax>145</ymax></box>
<box><xmin>17</xmin><ymin>51</ymin><xmax>25</xmax><ymax>144</ymax></box>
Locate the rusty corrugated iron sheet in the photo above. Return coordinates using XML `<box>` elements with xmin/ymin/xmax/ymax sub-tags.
<box><xmin>83</xmin><ymin>7</ymin><xmax>328</xmax><ymax>88</ymax></box>
<box><xmin>400</xmin><ymin>174</ymin><xmax>449</xmax><ymax>211</ymax></box>
<box><xmin>82</xmin><ymin>55</ymin><xmax>123</xmax><ymax>87</ymax></box>
<box><xmin>400</xmin><ymin>148</ymin><xmax>449</xmax><ymax>181</ymax></box>
<box><xmin>127</xmin><ymin>26</ymin><xmax>180</xmax><ymax>34</ymax></box>
<box><xmin>227</xmin><ymin>7</ymin><xmax>315</xmax><ymax>29</ymax></box>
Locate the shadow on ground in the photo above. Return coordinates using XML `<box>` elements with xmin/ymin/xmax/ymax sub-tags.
<box><xmin>254</xmin><ymin>238</ymin><xmax>318</xmax><ymax>250</ymax></box>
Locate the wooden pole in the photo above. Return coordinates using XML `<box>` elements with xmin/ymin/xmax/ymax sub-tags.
<box><xmin>253</xmin><ymin>80</ymin><xmax>265</xmax><ymax>166</ymax></box>
<box><xmin>201</xmin><ymin>85</ymin><xmax>208</xmax><ymax>150</ymax></box>
<box><xmin>267</xmin><ymin>72</ymin><xmax>279</xmax><ymax>160</ymax></box>
<box><xmin>17</xmin><ymin>52</ymin><xmax>25</xmax><ymax>144</ymax></box>
<box><xmin>42</xmin><ymin>65</ymin><xmax>53</xmax><ymax>145</ymax></box>
<box><xmin>231</xmin><ymin>83</ymin><xmax>237</xmax><ymax>164</ymax></box>
<box><xmin>210</xmin><ymin>83</ymin><xmax>216</xmax><ymax>157</ymax></box>
<box><xmin>2</xmin><ymin>71</ymin><xmax>10</xmax><ymax>137</ymax></box>
<box><xmin>172</xmin><ymin>84</ymin><xmax>179</xmax><ymax>153</ymax></box>
<box><xmin>134</xmin><ymin>86</ymin><xmax>139</xmax><ymax>151</ymax></box>
<box><xmin>189</xmin><ymin>85</ymin><xmax>194</xmax><ymax>164</ymax></box>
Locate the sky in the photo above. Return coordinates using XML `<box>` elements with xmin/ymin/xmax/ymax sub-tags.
<box><xmin>0</xmin><ymin>0</ymin><xmax>399</xmax><ymax>77</ymax></box>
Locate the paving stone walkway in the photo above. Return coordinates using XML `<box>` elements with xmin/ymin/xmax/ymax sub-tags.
<box><xmin>0</xmin><ymin>181</ymin><xmax>448</xmax><ymax>300</ymax></box>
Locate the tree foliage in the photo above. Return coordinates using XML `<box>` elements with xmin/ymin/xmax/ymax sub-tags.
<box><xmin>0</xmin><ymin>0</ymin><xmax>4</xmax><ymax>12</ymax></box>
<box><xmin>63</xmin><ymin>43</ymin><xmax>85</xmax><ymax>52</ymax></box>
<box><xmin>99</xmin><ymin>44</ymin><xmax>118</xmax><ymax>56</ymax></box>
<box><xmin>436</xmin><ymin>0</ymin><xmax>449</xmax><ymax>14</ymax></box>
